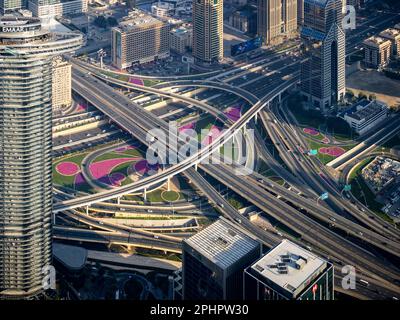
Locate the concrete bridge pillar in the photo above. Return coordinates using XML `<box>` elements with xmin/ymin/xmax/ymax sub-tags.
<box><xmin>143</xmin><ymin>188</ymin><xmax>147</xmax><ymax>201</ymax></box>
<box><xmin>278</xmin><ymin>93</ymin><xmax>282</xmax><ymax>103</ymax></box>
<box><xmin>53</xmin><ymin>213</ymin><xmax>56</xmax><ymax>225</ymax></box>
<box><xmin>86</xmin><ymin>206</ymin><xmax>89</xmax><ymax>215</ymax></box>
<box><xmin>194</xmin><ymin>163</ymin><xmax>198</xmax><ymax>171</ymax></box>
<box><xmin>255</xmin><ymin>112</ymin><xmax>258</xmax><ymax>124</ymax></box>
<box><xmin>117</xmin><ymin>197</ymin><xmax>120</xmax><ymax>205</ymax></box>
<box><xmin>167</xmin><ymin>177</ymin><xmax>171</xmax><ymax>191</ymax></box>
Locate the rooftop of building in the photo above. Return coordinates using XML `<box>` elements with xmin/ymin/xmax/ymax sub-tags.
<box><xmin>363</xmin><ymin>36</ymin><xmax>392</xmax><ymax>48</ymax></box>
<box><xmin>115</xmin><ymin>9</ymin><xmax>165</xmax><ymax>32</ymax></box>
<box><xmin>249</xmin><ymin>240</ymin><xmax>328</xmax><ymax>298</ymax></box>
<box><xmin>152</xmin><ymin>1</ymin><xmax>175</xmax><ymax>9</ymax></box>
<box><xmin>379</xmin><ymin>28</ymin><xmax>400</xmax><ymax>39</ymax></box>
<box><xmin>184</xmin><ymin>217</ymin><xmax>260</xmax><ymax>270</ymax></box>
<box><xmin>343</xmin><ymin>99</ymin><xmax>388</xmax><ymax>121</ymax></box>
<box><xmin>170</xmin><ymin>25</ymin><xmax>191</xmax><ymax>35</ymax></box>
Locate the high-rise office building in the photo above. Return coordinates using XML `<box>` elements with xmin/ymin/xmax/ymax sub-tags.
<box><xmin>257</xmin><ymin>0</ymin><xmax>298</xmax><ymax>46</ymax></box>
<box><xmin>0</xmin><ymin>16</ymin><xmax>82</xmax><ymax>299</ymax></box>
<box><xmin>182</xmin><ymin>218</ymin><xmax>261</xmax><ymax>300</ymax></box>
<box><xmin>300</xmin><ymin>0</ymin><xmax>346</xmax><ymax>113</ymax></box>
<box><xmin>244</xmin><ymin>240</ymin><xmax>334</xmax><ymax>300</ymax></box>
<box><xmin>297</xmin><ymin>0</ymin><xmax>304</xmax><ymax>26</ymax></box>
<box><xmin>52</xmin><ymin>58</ymin><xmax>72</xmax><ymax>110</ymax></box>
<box><xmin>192</xmin><ymin>0</ymin><xmax>223</xmax><ymax>63</ymax></box>
<box><xmin>111</xmin><ymin>9</ymin><xmax>170</xmax><ymax>69</ymax></box>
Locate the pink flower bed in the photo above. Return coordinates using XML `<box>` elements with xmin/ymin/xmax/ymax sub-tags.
<box><xmin>114</xmin><ymin>145</ymin><xmax>137</xmax><ymax>153</ymax></box>
<box><xmin>129</xmin><ymin>77</ymin><xmax>144</xmax><ymax>86</ymax></box>
<box><xmin>322</xmin><ymin>137</ymin><xmax>330</xmax><ymax>144</ymax></box>
<box><xmin>201</xmin><ymin>125</ymin><xmax>222</xmax><ymax>146</ymax></box>
<box><xmin>224</xmin><ymin>106</ymin><xmax>241</xmax><ymax>122</ymax></box>
<box><xmin>178</xmin><ymin>122</ymin><xmax>196</xmax><ymax>133</ymax></box>
<box><xmin>76</xmin><ymin>103</ymin><xmax>87</xmax><ymax>112</ymax></box>
<box><xmin>74</xmin><ymin>173</ymin><xmax>86</xmax><ymax>186</ymax></box>
<box><xmin>319</xmin><ymin>147</ymin><xmax>346</xmax><ymax>157</ymax></box>
<box><xmin>89</xmin><ymin>158</ymin><xmax>139</xmax><ymax>181</ymax></box>
<box><xmin>303</xmin><ymin>127</ymin><xmax>319</xmax><ymax>136</ymax></box>
<box><xmin>56</xmin><ymin>162</ymin><xmax>80</xmax><ymax>176</ymax></box>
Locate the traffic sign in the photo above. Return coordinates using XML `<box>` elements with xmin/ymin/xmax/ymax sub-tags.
<box><xmin>308</xmin><ymin>149</ymin><xmax>318</xmax><ymax>156</ymax></box>
<box><xmin>320</xmin><ymin>192</ymin><xmax>329</xmax><ymax>200</ymax></box>
<box><xmin>343</xmin><ymin>184</ymin><xmax>351</xmax><ymax>192</ymax></box>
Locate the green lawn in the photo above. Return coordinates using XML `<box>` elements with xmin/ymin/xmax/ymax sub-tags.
<box><xmin>351</xmin><ymin>177</ymin><xmax>393</xmax><ymax>223</ymax></box>
<box><xmin>348</xmin><ymin>157</ymin><xmax>373</xmax><ymax>182</ymax></box>
<box><xmin>228</xmin><ymin>198</ymin><xmax>244</xmax><ymax>210</ymax></box>
<box><xmin>257</xmin><ymin>160</ymin><xmax>276</xmax><ymax>177</ymax></box>
<box><xmin>93</xmin><ymin>150</ymin><xmax>141</xmax><ymax>163</ymax></box>
<box><xmin>269</xmin><ymin>176</ymin><xmax>285</xmax><ymax>186</ymax></box>
<box><xmin>143</xmin><ymin>79</ymin><xmax>160</xmax><ymax>87</ymax></box>
<box><xmin>161</xmin><ymin>191</ymin><xmax>181</xmax><ymax>202</ymax></box>
<box><xmin>146</xmin><ymin>189</ymin><xmax>184</xmax><ymax>203</ymax></box>
<box><xmin>348</xmin><ymin>157</ymin><xmax>394</xmax><ymax>223</ymax></box>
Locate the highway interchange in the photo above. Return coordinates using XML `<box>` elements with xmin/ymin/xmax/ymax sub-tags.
<box><xmin>53</xmin><ymin>10</ymin><xmax>400</xmax><ymax>300</ymax></box>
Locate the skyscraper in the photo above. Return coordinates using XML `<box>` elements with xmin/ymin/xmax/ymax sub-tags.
<box><xmin>300</xmin><ymin>0</ymin><xmax>345</xmax><ymax>113</ymax></box>
<box><xmin>0</xmin><ymin>16</ymin><xmax>82</xmax><ymax>299</ymax></box>
<box><xmin>182</xmin><ymin>218</ymin><xmax>261</xmax><ymax>300</ymax></box>
<box><xmin>297</xmin><ymin>0</ymin><xmax>304</xmax><ymax>26</ymax></box>
<box><xmin>192</xmin><ymin>0</ymin><xmax>223</xmax><ymax>63</ymax></box>
<box><xmin>244</xmin><ymin>240</ymin><xmax>334</xmax><ymax>300</ymax></box>
<box><xmin>257</xmin><ymin>0</ymin><xmax>298</xmax><ymax>46</ymax></box>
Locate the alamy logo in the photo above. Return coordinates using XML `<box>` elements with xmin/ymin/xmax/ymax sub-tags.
<box><xmin>342</xmin><ymin>5</ymin><xmax>357</xmax><ymax>30</ymax></box>
<box><xmin>145</xmin><ymin>122</ymin><xmax>255</xmax><ymax>176</ymax></box>
<box><xmin>341</xmin><ymin>265</ymin><xmax>356</xmax><ymax>290</ymax></box>
<box><xmin>42</xmin><ymin>265</ymin><xmax>56</xmax><ymax>290</ymax></box>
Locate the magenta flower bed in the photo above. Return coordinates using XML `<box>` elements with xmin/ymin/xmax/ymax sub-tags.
<box><xmin>129</xmin><ymin>77</ymin><xmax>144</xmax><ymax>86</ymax></box>
<box><xmin>134</xmin><ymin>159</ymin><xmax>149</xmax><ymax>175</ymax></box>
<box><xmin>303</xmin><ymin>127</ymin><xmax>319</xmax><ymax>136</ymax></box>
<box><xmin>178</xmin><ymin>121</ymin><xmax>196</xmax><ymax>133</ymax></box>
<box><xmin>322</xmin><ymin>137</ymin><xmax>330</xmax><ymax>144</ymax></box>
<box><xmin>76</xmin><ymin>103</ymin><xmax>87</xmax><ymax>112</ymax></box>
<box><xmin>109</xmin><ymin>172</ymin><xmax>126</xmax><ymax>186</ymax></box>
<box><xmin>56</xmin><ymin>162</ymin><xmax>80</xmax><ymax>176</ymax></box>
<box><xmin>114</xmin><ymin>145</ymin><xmax>137</xmax><ymax>153</ymax></box>
<box><xmin>224</xmin><ymin>105</ymin><xmax>241</xmax><ymax>122</ymax></box>
<box><xmin>89</xmin><ymin>158</ymin><xmax>140</xmax><ymax>180</ymax></box>
<box><xmin>319</xmin><ymin>147</ymin><xmax>345</xmax><ymax>157</ymax></box>
<box><xmin>201</xmin><ymin>125</ymin><xmax>222</xmax><ymax>146</ymax></box>
<box><xmin>74</xmin><ymin>173</ymin><xmax>86</xmax><ymax>186</ymax></box>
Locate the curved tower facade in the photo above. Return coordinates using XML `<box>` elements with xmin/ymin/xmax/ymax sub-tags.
<box><xmin>0</xmin><ymin>17</ymin><xmax>82</xmax><ymax>299</ymax></box>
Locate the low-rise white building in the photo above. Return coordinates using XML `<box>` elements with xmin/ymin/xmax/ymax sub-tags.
<box><xmin>151</xmin><ymin>1</ymin><xmax>175</xmax><ymax>17</ymax></box>
<box><xmin>28</xmin><ymin>0</ymin><xmax>88</xmax><ymax>19</ymax></box>
<box><xmin>342</xmin><ymin>99</ymin><xmax>388</xmax><ymax>135</ymax></box>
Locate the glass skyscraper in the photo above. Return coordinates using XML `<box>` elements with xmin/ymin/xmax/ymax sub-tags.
<box><xmin>192</xmin><ymin>0</ymin><xmax>224</xmax><ymax>63</ymax></box>
<box><xmin>0</xmin><ymin>16</ymin><xmax>82</xmax><ymax>299</ymax></box>
<box><xmin>182</xmin><ymin>218</ymin><xmax>261</xmax><ymax>300</ymax></box>
<box><xmin>300</xmin><ymin>0</ymin><xmax>346</xmax><ymax>113</ymax></box>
